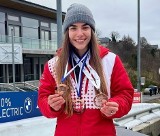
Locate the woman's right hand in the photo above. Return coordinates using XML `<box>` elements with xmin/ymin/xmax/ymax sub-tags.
<box><xmin>48</xmin><ymin>94</ymin><xmax>65</xmax><ymax>111</ymax></box>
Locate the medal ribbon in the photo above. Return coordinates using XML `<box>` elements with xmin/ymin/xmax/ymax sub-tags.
<box><xmin>72</xmin><ymin>51</ymin><xmax>100</xmax><ymax>90</ymax></box>
<box><xmin>72</xmin><ymin>52</ymin><xmax>88</xmax><ymax>97</ymax></box>
<box><xmin>61</xmin><ymin>50</ymin><xmax>89</xmax><ymax>83</ymax></box>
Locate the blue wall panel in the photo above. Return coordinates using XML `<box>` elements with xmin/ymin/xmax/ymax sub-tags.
<box><xmin>0</xmin><ymin>91</ymin><xmax>42</xmax><ymax>123</ymax></box>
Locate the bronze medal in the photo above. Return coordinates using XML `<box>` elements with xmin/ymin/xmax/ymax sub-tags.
<box><xmin>73</xmin><ymin>98</ymin><xmax>86</xmax><ymax>114</ymax></box>
<box><xmin>94</xmin><ymin>91</ymin><xmax>108</xmax><ymax>107</ymax></box>
<box><xmin>56</xmin><ymin>83</ymin><xmax>69</xmax><ymax>97</ymax></box>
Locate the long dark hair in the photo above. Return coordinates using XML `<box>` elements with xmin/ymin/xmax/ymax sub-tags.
<box><xmin>55</xmin><ymin>30</ymin><xmax>108</xmax><ymax>116</ymax></box>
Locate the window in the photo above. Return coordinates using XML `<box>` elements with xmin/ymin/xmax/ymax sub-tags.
<box><xmin>21</xmin><ymin>17</ymin><xmax>38</xmax><ymax>28</ymax></box>
<box><xmin>51</xmin><ymin>23</ymin><xmax>57</xmax><ymax>31</ymax></box>
<box><xmin>0</xmin><ymin>12</ymin><xmax>5</xmax><ymax>22</ymax></box>
<box><xmin>51</xmin><ymin>23</ymin><xmax>57</xmax><ymax>43</ymax></box>
<box><xmin>41</xmin><ymin>22</ymin><xmax>49</xmax><ymax>27</ymax></box>
<box><xmin>21</xmin><ymin>17</ymin><xmax>39</xmax><ymax>49</ymax></box>
<box><xmin>22</xmin><ymin>27</ymin><xmax>39</xmax><ymax>49</ymax></box>
<box><xmin>50</xmin><ymin>31</ymin><xmax>57</xmax><ymax>50</ymax></box>
<box><xmin>41</xmin><ymin>30</ymin><xmax>49</xmax><ymax>40</ymax></box>
<box><xmin>23</xmin><ymin>27</ymin><xmax>38</xmax><ymax>39</ymax></box>
<box><xmin>0</xmin><ymin>23</ymin><xmax>5</xmax><ymax>35</ymax></box>
<box><xmin>0</xmin><ymin>65</ymin><xmax>3</xmax><ymax>82</ymax></box>
<box><xmin>24</xmin><ymin>58</ymin><xmax>34</xmax><ymax>81</ymax></box>
<box><xmin>8</xmin><ymin>25</ymin><xmax>20</xmax><ymax>43</ymax></box>
<box><xmin>8</xmin><ymin>15</ymin><xmax>19</xmax><ymax>21</ymax></box>
<box><xmin>41</xmin><ymin>30</ymin><xmax>50</xmax><ymax>49</ymax></box>
<box><xmin>8</xmin><ymin>25</ymin><xmax>20</xmax><ymax>37</ymax></box>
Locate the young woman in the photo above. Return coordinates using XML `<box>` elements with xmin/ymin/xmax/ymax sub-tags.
<box><xmin>38</xmin><ymin>3</ymin><xmax>134</xmax><ymax>136</ymax></box>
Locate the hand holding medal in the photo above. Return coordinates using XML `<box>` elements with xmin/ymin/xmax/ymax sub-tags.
<box><xmin>100</xmin><ymin>101</ymin><xmax>119</xmax><ymax>117</ymax></box>
<box><xmin>94</xmin><ymin>90</ymin><xmax>108</xmax><ymax>107</ymax></box>
<box><xmin>56</xmin><ymin>83</ymin><xmax>69</xmax><ymax>97</ymax></box>
<box><xmin>48</xmin><ymin>93</ymin><xmax>65</xmax><ymax>111</ymax></box>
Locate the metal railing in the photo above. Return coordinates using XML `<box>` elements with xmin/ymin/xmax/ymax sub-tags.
<box><xmin>0</xmin><ymin>81</ymin><xmax>38</xmax><ymax>92</ymax></box>
<box><xmin>20</xmin><ymin>82</ymin><xmax>38</xmax><ymax>91</ymax></box>
<box><xmin>0</xmin><ymin>74</ymin><xmax>39</xmax><ymax>83</ymax></box>
<box><xmin>114</xmin><ymin>103</ymin><xmax>160</xmax><ymax>130</ymax></box>
<box><xmin>0</xmin><ymin>34</ymin><xmax>57</xmax><ymax>51</ymax></box>
<box><xmin>0</xmin><ymin>83</ymin><xmax>25</xmax><ymax>92</ymax></box>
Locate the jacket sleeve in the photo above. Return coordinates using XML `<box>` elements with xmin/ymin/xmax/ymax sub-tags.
<box><xmin>109</xmin><ymin>55</ymin><xmax>134</xmax><ymax>118</ymax></box>
<box><xmin>38</xmin><ymin>61</ymin><xmax>63</xmax><ymax>118</ymax></box>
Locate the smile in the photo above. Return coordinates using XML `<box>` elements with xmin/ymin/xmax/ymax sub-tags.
<box><xmin>75</xmin><ymin>39</ymin><xmax>85</xmax><ymax>43</ymax></box>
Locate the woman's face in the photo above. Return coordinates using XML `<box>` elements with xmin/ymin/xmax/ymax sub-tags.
<box><xmin>68</xmin><ymin>22</ymin><xmax>91</xmax><ymax>56</ymax></box>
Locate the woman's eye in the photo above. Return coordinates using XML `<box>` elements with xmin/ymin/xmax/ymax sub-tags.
<box><xmin>69</xmin><ymin>27</ymin><xmax>76</xmax><ymax>30</ymax></box>
<box><xmin>83</xmin><ymin>26</ymin><xmax>90</xmax><ymax>30</ymax></box>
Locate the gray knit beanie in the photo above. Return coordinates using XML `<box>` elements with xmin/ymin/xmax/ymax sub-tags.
<box><xmin>63</xmin><ymin>3</ymin><xmax>95</xmax><ymax>32</ymax></box>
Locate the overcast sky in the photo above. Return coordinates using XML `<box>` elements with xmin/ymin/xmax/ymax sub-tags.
<box><xmin>26</xmin><ymin>0</ymin><xmax>160</xmax><ymax>47</ymax></box>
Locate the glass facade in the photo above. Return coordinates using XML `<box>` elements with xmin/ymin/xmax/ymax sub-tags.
<box><xmin>41</xmin><ymin>22</ymin><xmax>49</xmax><ymax>27</ymax></box>
<box><xmin>51</xmin><ymin>23</ymin><xmax>57</xmax><ymax>31</ymax></box>
<box><xmin>8</xmin><ymin>25</ymin><xmax>20</xmax><ymax>43</ymax></box>
<box><xmin>8</xmin><ymin>15</ymin><xmax>19</xmax><ymax>21</ymax></box>
<box><xmin>22</xmin><ymin>27</ymin><xmax>38</xmax><ymax>38</ymax></box>
<box><xmin>22</xmin><ymin>17</ymin><xmax>38</xmax><ymax>28</ymax></box>
<box><xmin>0</xmin><ymin>65</ymin><xmax>3</xmax><ymax>82</ymax></box>
<box><xmin>24</xmin><ymin>58</ymin><xmax>34</xmax><ymax>81</ymax></box>
<box><xmin>41</xmin><ymin>30</ymin><xmax>50</xmax><ymax>49</ymax></box>
<box><xmin>51</xmin><ymin>31</ymin><xmax>57</xmax><ymax>50</ymax></box>
<box><xmin>0</xmin><ymin>7</ymin><xmax>58</xmax><ymax>83</ymax></box>
<box><xmin>8</xmin><ymin>64</ymin><xmax>21</xmax><ymax>82</ymax></box>
<box><xmin>0</xmin><ymin>23</ymin><xmax>5</xmax><ymax>35</ymax></box>
<box><xmin>51</xmin><ymin>23</ymin><xmax>57</xmax><ymax>48</ymax></box>
<box><xmin>21</xmin><ymin>17</ymin><xmax>39</xmax><ymax>49</ymax></box>
<box><xmin>0</xmin><ymin>12</ymin><xmax>5</xmax><ymax>22</ymax></box>
<box><xmin>0</xmin><ymin>12</ymin><xmax>5</xmax><ymax>37</ymax></box>
<box><xmin>22</xmin><ymin>27</ymin><xmax>39</xmax><ymax>49</ymax></box>
<box><xmin>0</xmin><ymin>14</ymin><xmax>58</xmax><ymax>50</ymax></box>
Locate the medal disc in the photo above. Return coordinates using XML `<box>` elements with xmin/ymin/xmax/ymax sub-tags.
<box><xmin>56</xmin><ymin>84</ymin><xmax>68</xmax><ymax>97</ymax></box>
<box><xmin>94</xmin><ymin>93</ymin><xmax>108</xmax><ymax>107</ymax></box>
<box><xmin>73</xmin><ymin>98</ymin><xmax>85</xmax><ymax>114</ymax></box>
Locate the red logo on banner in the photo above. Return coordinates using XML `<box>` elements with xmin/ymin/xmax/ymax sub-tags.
<box><xmin>133</xmin><ymin>92</ymin><xmax>141</xmax><ymax>103</ymax></box>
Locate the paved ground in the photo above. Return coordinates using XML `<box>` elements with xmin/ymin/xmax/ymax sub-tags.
<box><xmin>142</xmin><ymin>93</ymin><xmax>160</xmax><ymax>103</ymax></box>
<box><xmin>0</xmin><ymin>92</ymin><xmax>159</xmax><ymax>136</ymax></box>
<box><xmin>0</xmin><ymin>116</ymin><xmax>149</xmax><ymax>136</ymax></box>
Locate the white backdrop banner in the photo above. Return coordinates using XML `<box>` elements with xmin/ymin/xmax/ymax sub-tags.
<box><xmin>0</xmin><ymin>44</ymin><xmax>23</xmax><ymax>64</ymax></box>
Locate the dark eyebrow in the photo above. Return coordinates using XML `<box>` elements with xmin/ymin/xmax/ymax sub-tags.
<box><xmin>69</xmin><ymin>24</ymin><xmax>76</xmax><ymax>27</ymax></box>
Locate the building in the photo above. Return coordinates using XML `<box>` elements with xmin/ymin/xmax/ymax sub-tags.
<box><xmin>99</xmin><ymin>37</ymin><xmax>111</xmax><ymax>47</ymax></box>
<box><xmin>150</xmin><ymin>44</ymin><xmax>158</xmax><ymax>49</ymax></box>
<box><xmin>0</xmin><ymin>0</ymin><xmax>65</xmax><ymax>83</ymax></box>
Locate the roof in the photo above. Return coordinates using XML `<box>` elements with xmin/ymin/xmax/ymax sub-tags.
<box><xmin>0</xmin><ymin>0</ymin><xmax>65</xmax><ymax>20</ymax></box>
<box><xmin>99</xmin><ymin>37</ymin><xmax>111</xmax><ymax>43</ymax></box>
<box><xmin>150</xmin><ymin>45</ymin><xmax>158</xmax><ymax>49</ymax></box>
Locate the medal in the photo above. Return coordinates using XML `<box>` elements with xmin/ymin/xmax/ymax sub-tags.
<box><xmin>59</xmin><ymin>51</ymin><xmax>89</xmax><ymax>114</ymax></box>
<box><xmin>56</xmin><ymin>83</ymin><xmax>69</xmax><ymax>97</ymax></box>
<box><xmin>73</xmin><ymin>98</ymin><xmax>86</xmax><ymax>114</ymax></box>
<box><xmin>72</xmin><ymin>51</ymin><xmax>108</xmax><ymax>108</ymax></box>
<box><xmin>94</xmin><ymin>90</ymin><xmax>108</xmax><ymax>107</ymax></box>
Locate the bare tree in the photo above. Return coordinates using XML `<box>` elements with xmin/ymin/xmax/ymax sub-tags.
<box><xmin>121</xmin><ymin>35</ymin><xmax>135</xmax><ymax>45</ymax></box>
<box><xmin>110</xmin><ymin>31</ymin><xmax>120</xmax><ymax>42</ymax></box>
<box><xmin>140</xmin><ymin>37</ymin><xmax>150</xmax><ymax>48</ymax></box>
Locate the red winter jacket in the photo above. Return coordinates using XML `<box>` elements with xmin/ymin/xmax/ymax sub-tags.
<box><xmin>38</xmin><ymin>45</ymin><xmax>134</xmax><ymax>136</ymax></box>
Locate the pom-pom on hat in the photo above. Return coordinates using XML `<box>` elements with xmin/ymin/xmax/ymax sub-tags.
<box><xmin>63</xmin><ymin>3</ymin><xmax>95</xmax><ymax>32</ymax></box>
